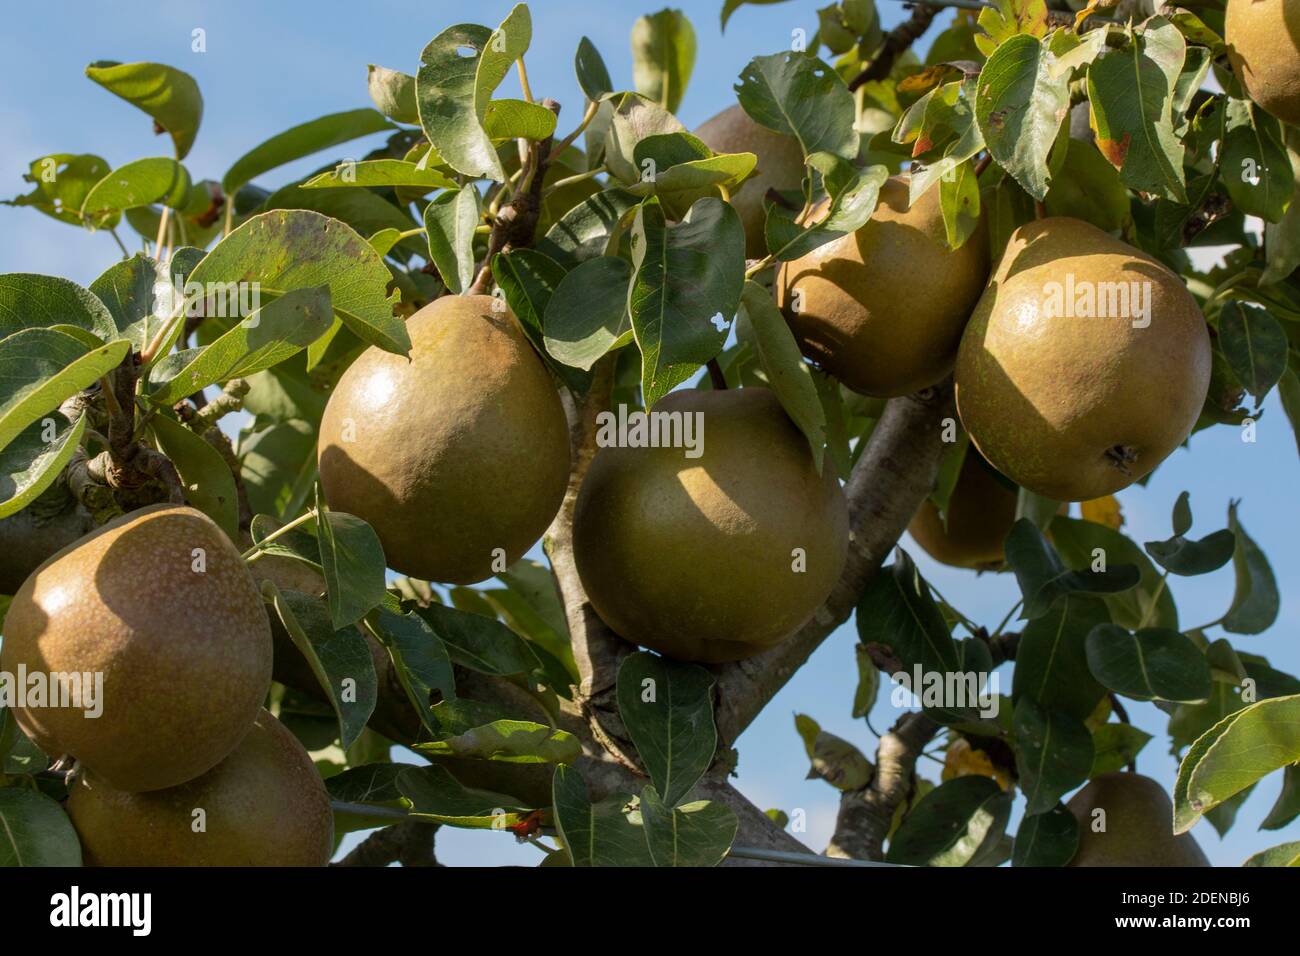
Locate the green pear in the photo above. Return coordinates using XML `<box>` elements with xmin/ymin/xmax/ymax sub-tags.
<box><xmin>317</xmin><ymin>295</ymin><xmax>571</xmax><ymax>585</ymax></box>
<box><xmin>694</xmin><ymin>104</ymin><xmax>806</xmax><ymax>259</ymax></box>
<box><xmin>67</xmin><ymin>709</ymin><xmax>334</xmax><ymax>866</ymax></box>
<box><xmin>1226</xmin><ymin>0</ymin><xmax>1300</xmax><ymax>126</ymax></box>
<box><xmin>955</xmin><ymin>217</ymin><xmax>1211</xmax><ymax>502</ymax></box>
<box><xmin>572</xmin><ymin>387</ymin><xmax>848</xmax><ymax>663</ymax></box>
<box><xmin>0</xmin><ymin>505</ymin><xmax>272</xmax><ymax>792</ymax></box>
<box><xmin>1067</xmin><ymin>772</ymin><xmax>1211</xmax><ymax>867</ymax></box>
<box><xmin>776</xmin><ymin>177</ymin><xmax>990</xmax><ymax>397</ymax></box>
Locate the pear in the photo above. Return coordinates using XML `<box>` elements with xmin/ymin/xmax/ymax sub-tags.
<box><xmin>776</xmin><ymin>176</ymin><xmax>990</xmax><ymax>397</ymax></box>
<box><xmin>572</xmin><ymin>387</ymin><xmax>849</xmax><ymax>663</ymax></box>
<box><xmin>317</xmin><ymin>295</ymin><xmax>571</xmax><ymax>585</ymax></box>
<box><xmin>694</xmin><ymin>104</ymin><xmax>806</xmax><ymax>259</ymax></box>
<box><xmin>909</xmin><ymin>452</ymin><xmax>1019</xmax><ymax>571</ymax></box>
<box><xmin>954</xmin><ymin>217</ymin><xmax>1211</xmax><ymax>502</ymax></box>
<box><xmin>0</xmin><ymin>505</ymin><xmax>272</xmax><ymax>792</ymax></box>
<box><xmin>1066</xmin><ymin>772</ymin><xmax>1211</xmax><ymax>867</ymax></box>
<box><xmin>1226</xmin><ymin>0</ymin><xmax>1300</xmax><ymax>126</ymax></box>
<box><xmin>66</xmin><ymin>709</ymin><xmax>334</xmax><ymax>866</ymax></box>
<box><xmin>0</xmin><ymin>486</ymin><xmax>93</xmax><ymax>595</ymax></box>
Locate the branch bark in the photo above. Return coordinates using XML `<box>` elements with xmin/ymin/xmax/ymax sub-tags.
<box><xmin>847</xmin><ymin>4</ymin><xmax>941</xmax><ymax>93</ymax></box>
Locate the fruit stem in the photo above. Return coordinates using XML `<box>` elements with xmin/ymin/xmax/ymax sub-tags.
<box><xmin>241</xmin><ymin>509</ymin><xmax>319</xmax><ymax>562</ymax></box>
<box><xmin>706</xmin><ymin>358</ymin><xmax>728</xmax><ymax>390</ymax></box>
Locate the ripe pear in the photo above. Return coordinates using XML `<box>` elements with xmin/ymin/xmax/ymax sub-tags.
<box><xmin>1226</xmin><ymin>0</ymin><xmax>1300</xmax><ymax>126</ymax></box>
<box><xmin>318</xmin><ymin>295</ymin><xmax>571</xmax><ymax>585</ymax></box>
<box><xmin>776</xmin><ymin>176</ymin><xmax>990</xmax><ymax>397</ymax></box>
<box><xmin>572</xmin><ymin>387</ymin><xmax>849</xmax><ymax>663</ymax></box>
<box><xmin>1066</xmin><ymin>772</ymin><xmax>1211</xmax><ymax>867</ymax></box>
<box><xmin>0</xmin><ymin>505</ymin><xmax>272</xmax><ymax>792</ymax></box>
<box><xmin>954</xmin><ymin>218</ymin><xmax>1211</xmax><ymax>502</ymax></box>
<box><xmin>908</xmin><ymin>452</ymin><xmax>1019</xmax><ymax>571</ymax></box>
<box><xmin>694</xmin><ymin>104</ymin><xmax>806</xmax><ymax>259</ymax></box>
<box><xmin>66</xmin><ymin>709</ymin><xmax>334</xmax><ymax>866</ymax></box>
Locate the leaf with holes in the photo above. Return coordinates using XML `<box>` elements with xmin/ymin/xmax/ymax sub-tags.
<box><xmin>735</xmin><ymin>52</ymin><xmax>857</xmax><ymax>161</ymax></box>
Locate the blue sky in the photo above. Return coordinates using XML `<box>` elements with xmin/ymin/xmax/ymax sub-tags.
<box><xmin>2</xmin><ymin>0</ymin><xmax>1296</xmax><ymax>867</ymax></box>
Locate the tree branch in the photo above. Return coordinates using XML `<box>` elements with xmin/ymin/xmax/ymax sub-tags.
<box><xmin>333</xmin><ymin>819</ymin><xmax>439</xmax><ymax>867</ymax></box>
<box><xmin>847</xmin><ymin>4</ymin><xmax>941</xmax><ymax>93</ymax></box>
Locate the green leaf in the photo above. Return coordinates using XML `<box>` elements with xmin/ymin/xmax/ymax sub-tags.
<box><xmin>262</xmin><ymin>584</ymin><xmax>377</xmax><ymax>750</ymax></box>
<box><xmin>1221</xmin><ymin>501</ymin><xmax>1278</xmax><ymax>635</ymax></box>
<box><xmin>149</xmin><ymin>413</ymin><xmax>238</xmax><ymax>538</ymax></box>
<box><xmin>0</xmin><ymin>329</ymin><xmax>129</xmax><ymax>452</ymax></box>
<box><xmin>186</xmin><ymin>209</ymin><xmax>407</xmax><ymax>356</ymax></box>
<box><xmin>222</xmin><ymin>109</ymin><xmax>393</xmax><ymax>196</ymax></box>
<box><xmin>316</xmin><ymin>505</ymin><xmax>388</xmax><ymax>629</ymax></box>
<box><xmin>737</xmin><ymin>280</ymin><xmax>826</xmax><ymax>469</ymax></box>
<box><xmin>482</xmin><ymin>98</ymin><xmax>558</xmax><ymax>141</ymax></box>
<box><xmin>552</xmin><ymin>765</ymin><xmax>655</xmax><ymax>865</ymax></box>
<box><xmin>1043</xmin><ymin>137</ymin><xmax>1132</xmax><ymax>231</ymax></box>
<box><xmin>416</xmin><ymin>720</ymin><xmax>581</xmax><ymax>764</ymax></box>
<box><xmin>1086</xmin><ymin>44</ymin><xmax>1187</xmax><ymax>203</ymax></box>
<box><xmin>940</xmin><ymin>156</ymin><xmax>982</xmax><ymax>249</ymax></box>
<box><xmin>631</xmin><ymin>9</ymin><xmax>697</xmax><ymax>114</ymax></box>
<box><xmin>0</xmin><ymin>788</ymin><xmax>82</xmax><ymax>866</ymax></box>
<box><xmin>85</xmin><ymin>60</ymin><xmax>202</xmax><ymax>159</ymax></box>
<box><xmin>885</xmin><ymin>776</ymin><xmax>1013</xmax><ymax>866</ymax></box>
<box><xmin>574</xmin><ymin>36</ymin><xmax>614</xmax><ymax>102</ymax></box>
<box><xmin>0</xmin><ymin>413</ymin><xmax>87</xmax><ymax>520</ymax></box>
<box><xmin>3</xmin><ymin>154</ymin><xmax>114</xmax><ymax>227</ymax></box>
<box><xmin>368</xmin><ymin>65</ymin><xmax>419</xmax><ymax>124</ymax></box>
<box><xmin>628</xmin><ymin>197</ymin><xmax>744</xmax><ymax>407</ymax></box>
<box><xmin>535</xmin><ymin>187</ymin><xmax>640</xmax><ymax>268</ymax></box>
<box><xmin>640</xmin><ymin>787</ymin><xmax>737</xmax><ymax>866</ymax></box>
<box><xmin>974</xmin><ymin>34</ymin><xmax>1068</xmax><ymax>201</ymax></box>
<box><xmin>1244</xmin><ymin>842</ymin><xmax>1300</xmax><ymax>867</ymax></box>
<box><xmin>1012</xmin><ymin>593</ymin><xmax>1110</xmax><ymax>721</ymax></box>
<box><xmin>603</xmin><ymin>94</ymin><xmax>687</xmax><ymax>185</ymax></box>
<box><xmin>415</xmin><ymin>5</ymin><xmax>532</xmax><ymax>182</ymax></box>
<box><xmin>616</xmin><ymin>651</ymin><xmax>716</xmax><ymax>807</ymax></box>
<box><xmin>1261</xmin><ymin>763</ymin><xmax>1300</xmax><ymax>831</ymax></box>
<box><xmin>856</xmin><ymin>550</ymin><xmax>960</xmax><ymax>676</ymax></box>
<box><xmin>1220</xmin><ymin>99</ymin><xmax>1294</xmax><ymax>224</ymax></box>
<box><xmin>1049</xmin><ymin>516</ymin><xmax>1178</xmax><ymax>631</ymax></box>
<box><xmin>1278</xmin><ymin>367</ymin><xmax>1300</xmax><ymax>458</ymax></box>
<box><xmin>1144</xmin><ymin>528</ymin><xmax>1236</xmax><ymax>576</ymax></box>
<box><xmin>81</xmin><ymin>157</ymin><xmax>191</xmax><ymax>227</ymax></box>
<box><xmin>367</xmin><ymin>607</ymin><xmax>457</xmax><ymax>735</ymax></box>
<box><xmin>1012</xmin><ymin>803</ymin><xmax>1078</xmax><ymax>867</ymax></box>
<box><xmin>413</xmin><ymin>602</ymin><xmax>544</xmax><ymax>683</ymax></box>
<box><xmin>300</xmin><ymin>159</ymin><xmax>456</xmax><ymax>192</ymax></box>
<box><xmin>766</xmin><ymin>158</ymin><xmax>889</xmax><ymax>261</ymax></box>
<box><xmin>88</xmin><ymin>255</ymin><xmax>170</xmax><ymax>350</ymax></box>
<box><xmin>0</xmin><ymin>273</ymin><xmax>116</xmax><ymax>343</ymax></box>
<box><xmin>399</xmin><ymin>764</ymin><xmax>530</xmax><ymax>828</ymax></box>
<box><xmin>1088</xmin><ymin>722</ymin><xmax>1152</xmax><ymax>777</ymax></box>
<box><xmin>721</xmin><ymin>0</ymin><xmax>792</xmax><ymax>31</ymax></box>
<box><xmin>736</xmin><ymin>52</ymin><xmax>858</xmax><ymax>161</ymax></box>
<box><xmin>1014</xmin><ymin>696</ymin><xmax>1093</xmax><ymax>815</ymax></box>
<box><xmin>1005</xmin><ymin>519</ymin><xmax>1139</xmax><ymax>619</ymax></box>
<box><xmin>630</xmin><ymin>132</ymin><xmax>757</xmax><ymax>220</ymax></box>
<box><xmin>424</xmin><ymin>187</ymin><xmax>480</xmax><ymax>294</ymax></box>
<box><xmin>1263</xmin><ymin>128</ymin><xmax>1300</xmax><ymax>284</ymax></box>
<box><xmin>852</xmin><ymin>643</ymin><xmax>881</xmax><ymax>718</ymax></box>
<box><xmin>1217</xmin><ymin>301</ymin><xmax>1288</xmax><ymax>403</ymax></box>
<box><xmin>148</xmin><ymin>285</ymin><xmax>333</xmax><ymax>406</ymax></box>
<box><xmin>1084</xmin><ymin>624</ymin><xmax>1212</xmax><ymax>703</ymax></box>
<box><xmin>543</xmin><ymin>256</ymin><xmax>633</xmax><ymax>370</ymax></box>
<box><xmin>490</xmin><ymin>249</ymin><xmax>591</xmax><ymax>394</ymax></box>
<box><xmin>1174</xmin><ymin>693</ymin><xmax>1300</xmax><ymax>833</ymax></box>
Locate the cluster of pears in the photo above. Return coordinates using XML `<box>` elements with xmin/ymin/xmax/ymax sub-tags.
<box><xmin>0</xmin><ymin>505</ymin><xmax>333</xmax><ymax>866</ymax></box>
<box><xmin>1226</xmin><ymin>0</ymin><xmax>1300</xmax><ymax>126</ymax></box>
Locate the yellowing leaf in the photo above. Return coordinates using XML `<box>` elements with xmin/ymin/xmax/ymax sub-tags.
<box><xmin>942</xmin><ymin>737</ymin><xmax>1013</xmax><ymax>790</ymax></box>
<box><xmin>1080</xmin><ymin>495</ymin><xmax>1123</xmax><ymax>530</ymax></box>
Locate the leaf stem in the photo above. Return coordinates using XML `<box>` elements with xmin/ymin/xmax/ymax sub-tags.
<box><xmin>241</xmin><ymin>508</ymin><xmax>319</xmax><ymax>561</ymax></box>
<box><xmin>1136</xmin><ymin>571</ymin><xmax>1169</xmax><ymax>630</ymax></box>
<box><xmin>744</xmin><ymin>255</ymin><xmax>775</xmax><ymax>279</ymax></box>
<box><xmin>541</xmin><ymin>166</ymin><xmax>605</xmax><ymax>197</ymax></box>
<box><xmin>516</xmin><ymin>58</ymin><xmax>534</xmax><ymax>104</ymax></box>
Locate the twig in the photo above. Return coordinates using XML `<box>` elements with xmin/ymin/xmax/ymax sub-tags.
<box><xmin>847</xmin><ymin>4</ymin><xmax>941</xmax><ymax>93</ymax></box>
<box><xmin>706</xmin><ymin>358</ymin><xmax>728</xmax><ymax>390</ymax></box>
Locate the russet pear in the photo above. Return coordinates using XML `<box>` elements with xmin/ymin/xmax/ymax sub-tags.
<box><xmin>1226</xmin><ymin>0</ymin><xmax>1300</xmax><ymax>126</ymax></box>
<box><xmin>572</xmin><ymin>387</ymin><xmax>849</xmax><ymax>663</ymax></box>
<box><xmin>908</xmin><ymin>452</ymin><xmax>1019</xmax><ymax>571</ymax></box>
<box><xmin>1066</xmin><ymin>772</ymin><xmax>1211</xmax><ymax>867</ymax></box>
<box><xmin>66</xmin><ymin>709</ymin><xmax>334</xmax><ymax>866</ymax></box>
<box><xmin>955</xmin><ymin>218</ymin><xmax>1211</xmax><ymax>502</ymax></box>
<box><xmin>0</xmin><ymin>505</ymin><xmax>272</xmax><ymax>792</ymax></box>
<box><xmin>318</xmin><ymin>295</ymin><xmax>571</xmax><ymax>585</ymax></box>
<box><xmin>694</xmin><ymin>104</ymin><xmax>806</xmax><ymax>259</ymax></box>
<box><xmin>776</xmin><ymin>176</ymin><xmax>990</xmax><ymax>397</ymax></box>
